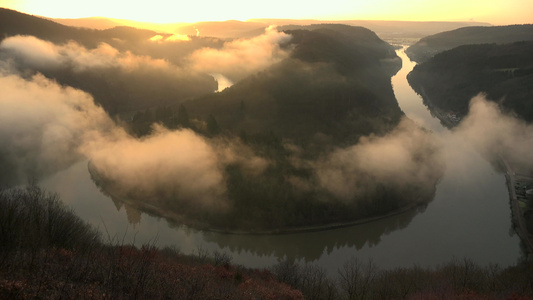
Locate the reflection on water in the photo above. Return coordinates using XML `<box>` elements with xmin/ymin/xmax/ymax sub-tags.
<box><xmin>41</xmin><ymin>47</ymin><xmax>523</xmax><ymax>275</ymax></box>
<box><xmin>100</xmin><ymin>174</ymin><xmax>427</xmax><ymax>262</ymax></box>
<box><xmin>393</xmin><ymin>48</ymin><xmax>444</xmax><ymax>133</ymax></box>
<box><xmin>105</xmin><ymin>188</ymin><xmax>425</xmax><ymax>262</ymax></box>
<box><xmin>201</xmin><ymin>207</ymin><xmax>423</xmax><ymax>262</ymax></box>
<box><xmin>42</xmin><ymin>157</ymin><xmax>429</xmax><ymax>272</ymax></box>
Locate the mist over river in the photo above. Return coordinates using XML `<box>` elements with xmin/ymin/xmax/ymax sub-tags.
<box><xmin>41</xmin><ymin>48</ymin><xmax>523</xmax><ymax>275</ymax></box>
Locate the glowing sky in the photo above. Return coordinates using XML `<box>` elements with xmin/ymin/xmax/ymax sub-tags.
<box><xmin>2</xmin><ymin>0</ymin><xmax>533</xmax><ymax>24</ymax></box>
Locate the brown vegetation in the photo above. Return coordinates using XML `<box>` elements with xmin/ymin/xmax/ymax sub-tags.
<box><xmin>2</xmin><ymin>185</ymin><xmax>533</xmax><ymax>299</ymax></box>
<box><xmin>273</xmin><ymin>258</ymin><xmax>533</xmax><ymax>300</ymax></box>
<box><xmin>0</xmin><ymin>246</ymin><xmax>305</xmax><ymax>299</ymax></box>
<box><xmin>0</xmin><ymin>185</ymin><xmax>303</xmax><ymax>299</ymax></box>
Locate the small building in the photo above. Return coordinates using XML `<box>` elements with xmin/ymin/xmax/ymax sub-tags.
<box><xmin>526</xmin><ymin>189</ymin><xmax>533</xmax><ymax>202</ymax></box>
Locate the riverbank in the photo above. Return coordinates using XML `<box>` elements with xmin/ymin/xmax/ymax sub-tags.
<box><xmin>208</xmin><ymin>203</ymin><xmax>425</xmax><ymax>235</ymax></box>
<box><xmin>88</xmin><ymin>160</ymin><xmax>430</xmax><ymax>235</ymax></box>
<box><xmin>408</xmin><ymin>83</ymin><xmax>458</xmax><ymax>129</ymax></box>
<box><xmin>412</xmin><ymin>82</ymin><xmax>533</xmax><ymax>256</ymax></box>
<box><xmin>120</xmin><ymin>195</ymin><xmax>424</xmax><ymax>235</ymax></box>
<box><xmin>502</xmin><ymin>157</ymin><xmax>533</xmax><ymax>257</ymax></box>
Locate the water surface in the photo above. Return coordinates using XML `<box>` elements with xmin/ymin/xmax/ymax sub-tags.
<box><xmin>41</xmin><ymin>48</ymin><xmax>522</xmax><ymax>274</ymax></box>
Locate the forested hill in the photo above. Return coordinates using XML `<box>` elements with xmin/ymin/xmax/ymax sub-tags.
<box><xmin>408</xmin><ymin>41</ymin><xmax>533</xmax><ymax>122</ymax></box>
<box><xmin>0</xmin><ymin>8</ymin><xmax>158</xmax><ymax>47</ymax></box>
<box><xmin>279</xmin><ymin>24</ymin><xmax>396</xmax><ymax>60</ymax></box>
<box><xmin>184</xmin><ymin>24</ymin><xmax>403</xmax><ymax>145</ymax></box>
<box><xmin>116</xmin><ymin>25</ymin><xmax>443</xmax><ymax>231</ymax></box>
<box><xmin>0</xmin><ymin>8</ymin><xmax>221</xmax><ymax>114</ymax></box>
<box><xmin>0</xmin><ymin>8</ymin><xmax>97</xmax><ymax>44</ymax></box>
<box><xmin>1</xmin><ymin>9</ymin><xmax>442</xmax><ymax>231</ymax></box>
<box><xmin>406</xmin><ymin>24</ymin><xmax>533</xmax><ymax>63</ymax></box>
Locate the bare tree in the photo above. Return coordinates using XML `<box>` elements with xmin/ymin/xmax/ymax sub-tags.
<box><xmin>337</xmin><ymin>257</ymin><xmax>378</xmax><ymax>300</ymax></box>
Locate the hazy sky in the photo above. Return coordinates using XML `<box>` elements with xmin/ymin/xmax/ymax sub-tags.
<box><xmin>3</xmin><ymin>0</ymin><xmax>532</xmax><ymax>24</ymax></box>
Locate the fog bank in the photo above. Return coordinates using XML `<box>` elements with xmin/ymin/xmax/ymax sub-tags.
<box><xmin>315</xmin><ymin>118</ymin><xmax>444</xmax><ymax>201</ymax></box>
<box><xmin>454</xmin><ymin>94</ymin><xmax>533</xmax><ymax>172</ymax></box>
<box><xmin>0</xmin><ymin>72</ymin><xmax>115</xmax><ymax>184</ymax></box>
<box><xmin>189</xmin><ymin>26</ymin><xmax>292</xmax><ymax>83</ymax></box>
<box><xmin>2</xmin><ymin>33</ymin><xmax>531</xmax><ymax>222</ymax></box>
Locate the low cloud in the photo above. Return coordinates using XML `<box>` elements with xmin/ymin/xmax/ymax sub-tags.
<box><xmin>4</xmin><ymin>33</ymin><xmax>531</xmax><ymax>221</ymax></box>
<box><xmin>315</xmin><ymin>118</ymin><xmax>444</xmax><ymax>201</ymax></box>
<box><xmin>84</xmin><ymin>126</ymin><xmax>229</xmax><ymax>211</ymax></box>
<box><xmin>0</xmin><ymin>35</ymin><xmax>185</xmax><ymax>73</ymax></box>
<box><xmin>0</xmin><ymin>72</ymin><xmax>115</xmax><ymax>184</ymax></box>
<box><xmin>149</xmin><ymin>34</ymin><xmax>192</xmax><ymax>43</ymax></box>
<box><xmin>0</xmin><ymin>35</ymin><xmax>217</xmax><ymax>112</ymax></box>
<box><xmin>0</xmin><ymin>36</ymin><xmax>170</xmax><ymax>72</ymax></box>
<box><xmin>0</xmin><ymin>36</ymin><xmax>63</xmax><ymax>70</ymax></box>
<box><xmin>188</xmin><ymin>26</ymin><xmax>293</xmax><ymax>82</ymax></box>
<box><xmin>0</xmin><ymin>32</ymin><xmax>294</xmax><ymax>109</ymax></box>
<box><xmin>84</xmin><ymin>125</ymin><xmax>269</xmax><ymax>211</ymax></box>
<box><xmin>454</xmin><ymin>94</ymin><xmax>533</xmax><ymax>172</ymax></box>
<box><xmin>314</xmin><ymin>95</ymin><xmax>533</xmax><ymax>203</ymax></box>
<box><xmin>0</xmin><ymin>64</ymin><xmax>266</xmax><ymax>210</ymax></box>
<box><xmin>210</xmin><ymin>73</ymin><xmax>233</xmax><ymax>91</ymax></box>
<box><xmin>5</xmin><ymin>67</ymin><xmax>528</xmax><ymax>220</ymax></box>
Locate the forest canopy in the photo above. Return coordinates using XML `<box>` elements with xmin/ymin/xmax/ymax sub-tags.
<box><xmin>0</xmin><ymin>10</ymin><xmax>444</xmax><ymax>231</ymax></box>
<box><xmin>408</xmin><ymin>41</ymin><xmax>533</xmax><ymax>123</ymax></box>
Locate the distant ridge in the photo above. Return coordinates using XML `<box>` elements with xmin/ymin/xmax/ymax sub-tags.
<box><xmin>50</xmin><ymin>17</ymin><xmax>267</xmax><ymax>39</ymax></box>
<box><xmin>0</xmin><ymin>8</ymin><xmax>160</xmax><ymax>47</ymax></box>
<box><xmin>0</xmin><ymin>7</ymin><xmax>95</xmax><ymax>43</ymax></box>
<box><xmin>47</xmin><ymin>13</ymin><xmax>490</xmax><ymax>39</ymax></box>
<box><xmin>46</xmin><ymin>17</ymin><xmax>124</xmax><ymax>30</ymax></box>
<box><xmin>406</xmin><ymin>24</ymin><xmax>533</xmax><ymax>62</ymax></box>
<box><xmin>408</xmin><ymin>41</ymin><xmax>533</xmax><ymax>123</ymax></box>
<box><xmin>251</xmin><ymin>19</ymin><xmax>491</xmax><ymax>37</ymax></box>
<box><xmin>0</xmin><ymin>8</ymin><xmax>217</xmax><ymax>113</ymax></box>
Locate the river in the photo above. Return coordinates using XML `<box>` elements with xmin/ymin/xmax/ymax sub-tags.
<box><xmin>41</xmin><ymin>47</ymin><xmax>523</xmax><ymax>275</ymax></box>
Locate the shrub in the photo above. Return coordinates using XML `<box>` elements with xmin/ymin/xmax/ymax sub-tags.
<box><xmin>0</xmin><ymin>184</ymin><xmax>100</xmax><ymax>252</ymax></box>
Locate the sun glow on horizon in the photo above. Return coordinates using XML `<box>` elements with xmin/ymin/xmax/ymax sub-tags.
<box><xmin>3</xmin><ymin>0</ymin><xmax>533</xmax><ymax>25</ymax></box>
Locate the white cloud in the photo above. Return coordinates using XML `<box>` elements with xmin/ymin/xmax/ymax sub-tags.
<box><xmin>188</xmin><ymin>26</ymin><xmax>292</xmax><ymax>82</ymax></box>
